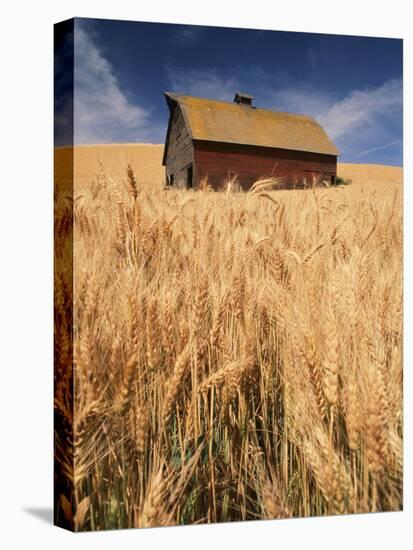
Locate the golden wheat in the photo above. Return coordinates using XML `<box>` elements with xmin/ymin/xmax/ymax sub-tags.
<box><xmin>54</xmin><ymin>162</ymin><xmax>403</xmax><ymax>530</ymax></box>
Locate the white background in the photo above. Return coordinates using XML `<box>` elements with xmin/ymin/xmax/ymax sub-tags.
<box><xmin>0</xmin><ymin>0</ymin><xmax>411</xmax><ymax>548</ymax></box>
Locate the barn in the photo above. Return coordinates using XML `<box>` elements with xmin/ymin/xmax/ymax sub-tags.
<box><xmin>162</xmin><ymin>92</ymin><xmax>339</xmax><ymax>191</ymax></box>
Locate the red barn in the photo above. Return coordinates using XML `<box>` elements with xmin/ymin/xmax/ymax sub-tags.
<box><xmin>162</xmin><ymin>92</ymin><xmax>339</xmax><ymax>190</ymax></box>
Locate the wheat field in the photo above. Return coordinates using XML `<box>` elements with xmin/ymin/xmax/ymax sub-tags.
<box><xmin>54</xmin><ymin>148</ymin><xmax>403</xmax><ymax>530</ymax></box>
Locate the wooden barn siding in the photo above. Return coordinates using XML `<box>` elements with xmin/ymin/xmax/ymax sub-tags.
<box><xmin>193</xmin><ymin>141</ymin><xmax>337</xmax><ymax>190</ymax></box>
<box><xmin>165</xmin><ymin>105</ymin><xmax>193</xmax><ymax>186</ymax></box>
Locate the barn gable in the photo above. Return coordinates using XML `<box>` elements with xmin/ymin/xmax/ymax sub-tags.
<box><xmin>162</xmin><ymin>94</ymin><xmax>194</xmax><ymax>187</ymax></box>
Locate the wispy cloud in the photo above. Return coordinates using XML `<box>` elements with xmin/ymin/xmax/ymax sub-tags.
<box><xmin>169</xmin><ymin>25</ymin><xmax>204</xmax><ymax>46</ymax></box>
<box><xmin>318</xmin><ymin>79</ymin><xmax>402</xmax><ymax>140</ymax></box>
<box><xmin>166</xmin><ymin>67</ymin><xmax>239</xmax><ymax>100</ymax></box>
<box><xmin>74</xmin><ymin>23</ymin><xmax>155</xmax><ymax>144</ymax></box>
<box><xmin>346</xmin><ymin>139</ymin><xmax>402</xmax><ymax>161</ymax></box>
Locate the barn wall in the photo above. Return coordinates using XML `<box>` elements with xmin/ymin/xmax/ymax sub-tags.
<box><xmin>164</xmin><ymin>104</ymin><xmax>193</xmax><ymax>187</ymax></box>
<box><xmin>193</xmin><ymin>141</ymin><xmax>337</xmax><ymax>190</ymax></box>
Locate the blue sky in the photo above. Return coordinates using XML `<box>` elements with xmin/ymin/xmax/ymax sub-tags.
<box><xmin>59</xmin><ymin>18</ymin><xmax>403</xmax><ymax>165</ymax></box>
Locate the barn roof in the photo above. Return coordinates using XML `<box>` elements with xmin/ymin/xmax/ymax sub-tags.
<box><xmin>164</xmin><ymin>92</ymin><xmax>339</xmax><ymax>157</ymax></box>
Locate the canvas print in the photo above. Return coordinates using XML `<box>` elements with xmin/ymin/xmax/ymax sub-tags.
<box><xmin>54</xmin><ymin>17</ymin><xmax>403</xmax><ymax>531</ymax></box>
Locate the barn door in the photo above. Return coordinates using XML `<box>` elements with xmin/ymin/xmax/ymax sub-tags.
<box><xmin>186</xmin><ymin>164</ymin><xmax>193</xmax><ymax>188</ymax></box>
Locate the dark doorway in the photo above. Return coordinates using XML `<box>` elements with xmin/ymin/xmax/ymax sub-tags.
<box><xmin>186</xmin><ymin>164</ymin><xmax>193</xmax><ymax>188</ymax></box>
<box><xmin>331</xmin><ymin>175</ymin><xmax>336</xmax><ymax>186</ymax></box>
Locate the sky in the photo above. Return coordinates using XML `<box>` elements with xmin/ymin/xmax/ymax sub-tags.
<box><xmin>55</xmin><ymin>17</ymin><xmax>403</xmax><ymax>165</ymax></box>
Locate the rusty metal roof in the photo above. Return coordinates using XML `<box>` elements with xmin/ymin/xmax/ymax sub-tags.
<box><xmin>165</xmin><ymin>92</ymin><xmax>339</xmax><ymax>156</ymax></box>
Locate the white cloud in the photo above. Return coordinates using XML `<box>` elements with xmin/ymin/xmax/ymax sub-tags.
<box><xmin>318</xmin><ymin>79</ymin><xmax>402</xmax><ymax>140</ymax></box>
<box><xmin>74</xmin><ymin>24</ymin><xmax>153</xmax><ymax>144</ymax></box>
<box><xmin>166</xmin><ymin>67</ymin><xmax>239</xmax><ymax>101</ymax></box>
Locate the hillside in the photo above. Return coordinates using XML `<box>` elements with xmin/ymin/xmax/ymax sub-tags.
<box><xmin>338</xmin><ymin>162</ymin><xmax>402</xmax><ymax>186</ymax></box>
<box><xmin>54</xmin><ymin>144</ymin><xmax>403</xmax><ymax>189</ymax></box>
